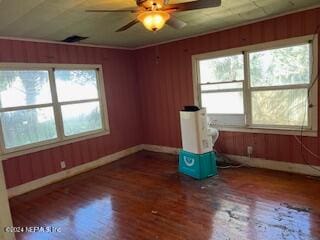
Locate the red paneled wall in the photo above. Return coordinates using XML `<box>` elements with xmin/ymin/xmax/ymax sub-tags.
<box><xmin>2</xmin><ymin>7</ymin><xmax>320</xmax><ymax>190</ymax></box>
<box><xmin>135</xmin><ymin>8</ymin><xmax>320</xmax><ymax>166</ymax></box>
<box><xmin>0</xmin><ymin>40</ymin><xmax>142</xmax><ymax>188</ymax></box>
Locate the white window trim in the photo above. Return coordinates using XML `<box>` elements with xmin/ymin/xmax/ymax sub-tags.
<box><xmin>0</xmin><ymin>63</ymin><xmax>110</xmax><ymax>160</ymax></box>
<box><xmin>192</xmin><ymin>35</ymin><xmax>318</xmax><ymax>137</ymax></box>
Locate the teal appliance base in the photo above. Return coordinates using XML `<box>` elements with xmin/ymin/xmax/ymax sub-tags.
<box><xmin>179</xmin><ymin>150</ymin><xmax>217</xmax><ymax>180</ymax></box>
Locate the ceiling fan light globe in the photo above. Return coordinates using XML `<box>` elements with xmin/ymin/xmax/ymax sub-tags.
<box><xmin>137</xmin><ymin>11</ymin><xmax>170</xmax><ymax>32</ymax></box>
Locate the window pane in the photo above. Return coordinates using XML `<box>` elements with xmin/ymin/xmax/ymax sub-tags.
<box><xmin>61</xmin><ymin>101</ymin><xmax>102</xmax><ymax>136</ymax></box>
<box><xmin>251</xmin><ymin>89</ymin><xmax>308</xmax><ymax>126</ymax></box>
<box><xmin>1</xmin><ymin>107</ymin><xmax>57</xmax><ymax>149</ymax></box>
<box><xmin>201</xmin><ymin>92</ymin><xmax>244</xmax><ymax>114</ymax></box>
<box><xmin>199</xmin><ymin>54</ymin><xmax>244</xmax><ymax>83</ymax></box>
<box><xmin>0</xmin><ymin>70</ymin><xmax>51</xmax><ymax>108</ymax></box>
<box><xmin>201</xmin><ymin>82</ymin><xmax>242</xmax><ymax>91</ymax></box>
<box><xmin>250</xmin><ymin>44</ymin><xmax>310</xmax><ymax>87</ymax></box>
<box><xmin>55</xmin><ymin>70</ymin><xmax>99</xmax><ymax>102</ymax></box>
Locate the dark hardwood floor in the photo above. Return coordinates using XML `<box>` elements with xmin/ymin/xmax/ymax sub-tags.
<box><xmin>10</xmin><ymin>151</ymin><xmax>320</xmax><ymax>240</ymax></box>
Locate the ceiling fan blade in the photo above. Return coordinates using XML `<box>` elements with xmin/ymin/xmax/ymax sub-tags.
<box><xmin>86</xmin><ymin>9</ymin><xmax>139</xmax><ymax>13</ymax></box>
<box><xmin>166</xmin><ymin>16</ymin><xmax>187</xmax><ymax>29</ymax></box>
<box><xmin>116</xmin><ymin>19</ymin><xmax>139</xmax><ymax>32</ymax></box>
<box><xmin>164</xmin><ymin>0</ymin><xmax>221</xmax><ymax>12</ymax></box>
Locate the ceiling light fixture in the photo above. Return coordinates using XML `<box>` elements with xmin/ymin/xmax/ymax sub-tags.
<box><xmin>137</xmin><ymin>11</ymin><xmax>170</xmax><ymax>32</ymax></box>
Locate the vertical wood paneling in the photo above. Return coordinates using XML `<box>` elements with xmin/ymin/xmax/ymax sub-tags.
<box><xmin>275</xmin><ymin>16</ymin><xmax>288</xmax><ymax>40</ymax></box>
<box><xmin>0</xmin><ymin>39</ymin><xmax>12</xmax><ymax>61</ymax></box>
<box><xmin>2</xmin><ymin>7</ymin><xmax>320</xmax><ymax>189</ymax></box>
<box><xmin>287</xmin><ymin>13</ymin><xmax>302</xmax><ymax>37</ymax></box>
<box><xmin>262</xmin><ymin>20</ymin><xmax>276</xmax><ymax>42</ymax></box>
<box><xmin>233</xmin><ymin>132</ymin><xmax>245</xmax><ymax>156</ymax></box>
<box><xmin>163</xmin><ymin>45</ymin><xmax>175</xmax><ymax>146</ymax></box>
<box><xmin>88</xmin><ymin>138</ymin><xmax>99</xmax><ymax>162</ymax></box>
<box><xmin>250</xmin><ymin>21</ymin><xmax>263</xmax><ymax>44</ymax></box>
<box><xmin>62</xmin><ymin>144</ymin><xmax>73</xmax><ymax>168</ymax></box>
<box><xmin>41</xmin><ymin>150</ymin><xmax>55</xmax><ymax>177</ymax></box>
<box><xmin>2</xmin><ymin>159</ymin><xmax>21</xmax><ymax>188</ymax></box>
<box><xmin>17</xmin><ymin>155</ymin><xmax>34</xmax><ymax>184</ymax></box>
<box><xmin>304</xmin><ymin>137</ymin><xmax>319</xmax><ymax>165</ymax></box>
<box><xmin>136</xmin><ymin>7</ymin><xmax>320</xmax><ymax>166</ymax></box>
<box><xmin>229</xmin><ymin>28</ymin><xmax>240</xmax><ymax>48</ymax></box>
<box><xmin>278</xmin><ymin>135</ymin><xmax>292</xmax><ymax>163</ymax></box>
<box><xmin>47</xmin><ymin>148</ymin><xmax>61</xmax><ymax>173</ymax></box>
<box><xmin>30</xmin><ymin>151</ymin><xmax>44</xmax><ymax>180</ymax></box>
<box><xmin>239</xmin><ymin>25</ymin><xmax>251</xmax><ymax>46</ymax></box>
<box><xmin>265</xmin><ymin>134</ymin><xmax>280</xmax><ymax>161</ymax></box>
<box><xmin>71</xmin><ymin>142</ymin><xmax>82</xmax><ymax>166</ymax></box>
<box><xmin>170</xmin><ymin>43</ymin><xmax>181</xmax><ymax>147</ymax></box>
<box><xmin>95</xmin><ymin>136</ymin><xmax>105</xmax><ymax>159</ymax></box>
<box><xmin>1</xmin><ymin>40</ymin><xmax>142</xmax><ymax>188</ymax></box>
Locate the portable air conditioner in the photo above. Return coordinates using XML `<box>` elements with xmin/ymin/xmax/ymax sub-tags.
<box><xmin>179</xmin><ymin>108</ymin><xmax>213</xmax><ymax>154</ymax></box>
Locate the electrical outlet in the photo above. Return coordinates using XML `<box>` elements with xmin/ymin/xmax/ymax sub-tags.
<box><xmin>60</xmin><ymin>161</ymin><xmax>66</xmax><ymax>169</ymax></box>
<box><xmin>247</xmin><ymin>146</ymin><xmax>253</xmax><ymax>156</ymax></box>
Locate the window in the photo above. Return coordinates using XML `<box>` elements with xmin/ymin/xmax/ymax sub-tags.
<box><xmin>54</xmin><ymin>70</ymin><xmax>103</xmax><ymax>136</ymax></box>
<box><xmin>0</xmin><ymin>64</ymin><xmax>109</xmax><ymax>154</ymax></box>
<box><xmin>249</xmin><ymin>45</ymin><xmax>310</xmax><ymax>127</ymax></box>
<box><xmin>193</xmin><ymin>35</ymin><xmax>318</xmax><ymax>135</ymax></box>
<box><xmin>199</xmin><ymin>54</ymin><xmax>244</xmax><ymax>115</ymax></box>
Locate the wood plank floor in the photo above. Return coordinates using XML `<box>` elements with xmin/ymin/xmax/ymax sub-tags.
<box><xmin>10</xmin><ymin>151</ymin><xmax>320</xmax><ymax>240</ymax></box>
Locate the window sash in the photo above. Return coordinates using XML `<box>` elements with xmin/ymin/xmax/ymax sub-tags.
<box><xmin>250</xmin><ymin>87</ymin><xmax>310</xmax><ymax>128</ymax></box>
<box><xmin>195</xmin><ymin>37</ymin><xmax>315</xmax><ymax>130</ymax></box>
<box><xmin>0</xmin><ymin>103</ymin><xmax>54</xmax><ymax>112</ymax></box>
<box><xmin>200</xmin><ymin>80</ymin><xmax>244</xmax><ymax>85</ymax></box>
<box><xmin>0</xmin><ymin>65</ymin><xmax>108</xmax><ymax>154</ymax></box>
<box><xmin>59</xmin><ymin>101</ymin><xmax>104</xmax><ymax>138</ymax></box>
<box><xmin>201</xmin><ymin>89</ymin><xmax>243</xmax><ymax>94</ymax></box>
<box><xmin>250</xmin><ymin>84</ymin><xmax>309</xmax><ymax>91</ymax></box>
<box><xmin>200</xmin><ymin>81</ymin><xmax>243</xmax><ymax>94</ymax></box>
<box><xmin>198</xmin><ymin>55</ymin><xmax>245</xmax><ymax>115</ymax></box>
<box><xmin>200</xmin><ymin>90</ymin><xmax>245</xmax><ymax>115</ymax></box>
<box><xmin>198</xmin><ymin>53</ymin><xmax>245</xmax><ymax>84</ymax></box>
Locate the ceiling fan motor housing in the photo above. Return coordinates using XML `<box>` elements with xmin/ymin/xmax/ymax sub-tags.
<box><xmin>136</xmin><ymin>0</ymin><xmax>166</xmax><ymax>10</ymax></box>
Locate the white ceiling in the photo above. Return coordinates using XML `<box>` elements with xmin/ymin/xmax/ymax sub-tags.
<box><xmin>0</xmin><ymin>0</ymin><xmax>319</xmax><ymax>48</ymax></box>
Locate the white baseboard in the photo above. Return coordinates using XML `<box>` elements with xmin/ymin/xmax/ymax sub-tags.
<box><xmin>8</xmin><ymin>145</ymin><xmax>143</xmax><ymax>198</ymax></box>
<box><xmin>143</xmin><ymin>144</ymin><xmax>320</xmax><ymax>177</ymax></box>
<box><xmin>142</xmin><ymin>144</ymin><xmax>180</xmax><ymax>155</ymax></box>
<box><xmin>7</xmin><ymin>143</ymin><xmax>320</xmax><ymax>198</ymax></box>
<box><xmin>225</xmin><ymin>154</ymin><xmax>320</xmax><ymax>177</ymax></box>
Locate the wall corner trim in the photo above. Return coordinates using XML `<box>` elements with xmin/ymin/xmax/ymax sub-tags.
<box><xmin>0</xmin><ymin>160</ymin><xmax>14</xmax><ymax>240</ymax></box>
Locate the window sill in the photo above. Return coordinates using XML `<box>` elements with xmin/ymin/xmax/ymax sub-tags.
<box><xmin>0</xmin><ymin>130</ymin><xmax>110</xmax><ymax>161</ymax></box>
<box><xmin>216</xmin><ymin>126</ymin><xmax>317</xmax><ymax>137</ymax></box>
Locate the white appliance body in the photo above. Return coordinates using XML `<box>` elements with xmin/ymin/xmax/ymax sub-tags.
<box><xmin>180</xmin><ymin>109</ymin><xmax>213</xmax><ymax>154</ymax></box>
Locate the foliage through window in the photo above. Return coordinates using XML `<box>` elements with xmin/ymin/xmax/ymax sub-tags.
<box><xmin>195</xmin><ymin>37</ymin><xmax>317</xmax><ymax>131</ymax></box>
<box><xmin>0</xmin><ymin>65</ymin><xmax>108</xmax><ymax>153</ymax></box>
<box><xmin>249</xmin><ymin>45</ymin><xmax>310</xmax><ymax>127</ymax></box>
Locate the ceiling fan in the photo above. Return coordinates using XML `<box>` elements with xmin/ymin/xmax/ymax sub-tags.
<box><xmin>86</xmin><ymin>0</ymin><xmax>221</xmax><ymax>32</ymax></box>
